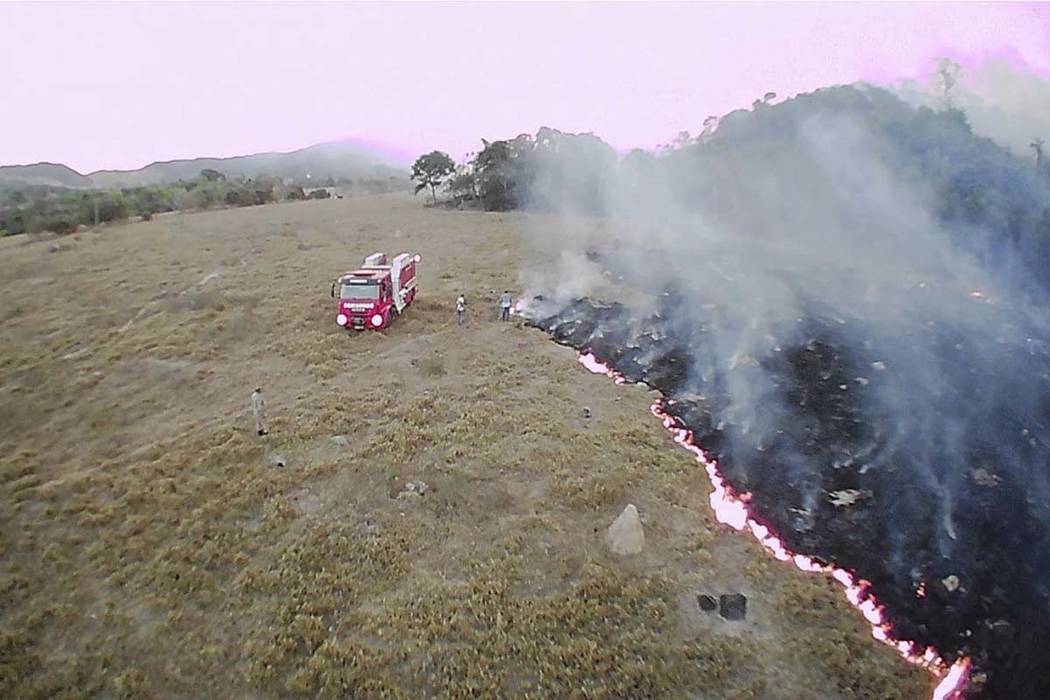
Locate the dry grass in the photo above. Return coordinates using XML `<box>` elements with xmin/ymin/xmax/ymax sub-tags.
<box><xmin>0</xmin><ymin>195</ymin><xmax>931</xmax><ymax>698</ymax></box>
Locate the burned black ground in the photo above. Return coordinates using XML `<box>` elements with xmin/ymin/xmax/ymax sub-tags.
<box><xmin>530</xmin><ymin>295</ymin><xmax>1050</xmax><ymax>699</ymax></box>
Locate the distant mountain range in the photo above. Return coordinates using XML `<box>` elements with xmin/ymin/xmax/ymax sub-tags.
<box><xmin>0</xmin><ymin>162</ymin><xmax>94</xmax><ymax>189</ymax></box>
<box><xmin>0</xmin><ymin>140</ymin><xmax>409</xmax><ymax>190</ymax></box>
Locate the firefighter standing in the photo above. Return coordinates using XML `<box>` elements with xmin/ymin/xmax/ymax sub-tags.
<box><xmin>456</xmin><ymin>294</ymin><xmax>466</xmax><ymax>325</ymax></box>
<box><xmin>251</xmin><ymin>387</ymin><xmax>269</xmax><ymax>436</ymax></box>
<box><xmin>499</xmin><ymin>290</ymin><xmax>513</xmax><ymax>321</ymax></box>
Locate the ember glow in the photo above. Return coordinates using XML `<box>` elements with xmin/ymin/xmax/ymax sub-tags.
<box><xmin>933</xmin><ymin>658</ymin><xmax>973</xmax><ymax>700</ymax></box>
<box><xmin>577</xmin><ymin>348</ymin><xmax>971</xmax><ymax>699</ymax></box>
<box><xmin>577</xmin><ymin>351</ymin><xmax>627</xmax><ymax>384</ymax></box>
<box><xmin>578</xmin><ymin>351</ymin><xmax>612</xmax><ymax>375</ymax></box>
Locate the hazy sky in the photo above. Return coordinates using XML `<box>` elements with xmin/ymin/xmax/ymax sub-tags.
<box><xmin>2</xmin><ymin>2</ymin><xmax>1049</xmax><ymax>172</ymax></box>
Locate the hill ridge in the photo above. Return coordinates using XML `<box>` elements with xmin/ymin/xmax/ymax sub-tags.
<box><xmin>0</xmin><ymin>139</ymin><xmax>408</xmax><ymax>190</ymax></box>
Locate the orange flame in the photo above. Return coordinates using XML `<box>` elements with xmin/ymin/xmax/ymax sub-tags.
<box><xmin>933</xmin><ymin>658</ymin><xmax>972</xmax><ymax>700</ymax></box>
<box><xmin>577</xmin><ymin>350</ymin><xmax>971</xmax><ymax>699</ymax></box>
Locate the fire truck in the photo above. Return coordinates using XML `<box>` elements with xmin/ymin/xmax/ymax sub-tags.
<box><xmin>331</xmin><ymin>252</ymin><xmax>420</xmax><ymax>330</ymax></box>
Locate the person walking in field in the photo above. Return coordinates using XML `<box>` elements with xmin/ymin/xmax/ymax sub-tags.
<box><xmin>499</xmin><ymin>290</ymin><xmax>513</xmax><ymax>321</ymax></box>
<box><xmin>456</xmin><ymin>294</ymin><xmax>466</xmax><ymax>325</ymax></box>
<box><xmin>251</xmin><ymin>387</ymin><xmax>269</xmax><ymax>436</ymax></box>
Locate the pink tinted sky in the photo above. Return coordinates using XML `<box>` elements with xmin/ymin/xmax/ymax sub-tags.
<box><xmin>2</xmin><ymin>1</ymin><xmax>1049</xmax><ymax>173</ymax></box>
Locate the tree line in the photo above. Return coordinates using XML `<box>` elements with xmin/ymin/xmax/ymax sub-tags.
<box><xmin>410</xmin><ymin>126</ymin><xmax>619</xmax><ymax>212</ymax></box>
<box><xmin>0</xmin><ymin>171</ymin><xmax>346</xmax><ymax>236</ymax></box>
<box><xmin>0</xmin><ymin>167</ymin><xmax>420</xmax><ymax>237</ymax></box>
<box><xmin>411</xmin><ymin>85</ymin><xmax>1050</xmax><ymax>293</ymax></box>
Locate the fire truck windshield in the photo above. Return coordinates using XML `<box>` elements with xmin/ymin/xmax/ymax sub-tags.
<box><xmin>340</xmin><ymin>282</ymin><xmax>378</xmax><ymax>300</ymax></box>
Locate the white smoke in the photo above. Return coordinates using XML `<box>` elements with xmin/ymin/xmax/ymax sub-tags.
<box><xmin>518</xmin><ymin>82</ymin><xmax>1050</xmax><ymax>559</ymax></box>
<box><xmin>896</xmin><ymin>58</ymin><xmax>1050</xmax><ymax>161</ymax></box>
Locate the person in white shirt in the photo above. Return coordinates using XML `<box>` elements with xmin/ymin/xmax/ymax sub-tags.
<box><xmin>456</xmin><ymin>294</ymin><xmax>466</xmax><ymax>325</ymax></box>
<box><xmin>499</xmin><ymin>290</ymin><xmax>512</xmax><ymax>321</ymax></box>
<box><xmin>251</xmin><ymin>387</ymin><xmax>268</xmax><ymax>436</ymax></box>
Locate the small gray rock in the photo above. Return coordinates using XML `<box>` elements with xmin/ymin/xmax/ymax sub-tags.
<box><xmin>697</xmin><ymin>594</ymin><xmax>717</xmax><ymax>612</ymax></box>
<box><xmin>270</xmin><ymin>454</ymin><xmax>287</xmax><ymax>468</ymax></box>
<box><xmin>61</xmin><ymin>348</ymin><xmax>91</xmax><ymax>361</ymax></box>
<box><xmin>397</xmin><ymin>480</ymin><xmax>429</xmax><ymax>499</ymax></box>
<box><xmin>331</xmin><ymin>435</ymin><xmax>351</xmax><ymax>448</ymax></box>
<box><xmin>719</xmin><ymin>593</ymin><xmax>747</xmax><ymax>621</ymax></box>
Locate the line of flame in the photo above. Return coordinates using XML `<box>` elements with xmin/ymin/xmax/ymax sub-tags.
<box><xmin>576</xmin><ymin>351</ymin><xmax>971</xmax><ymax>699</ymax></box>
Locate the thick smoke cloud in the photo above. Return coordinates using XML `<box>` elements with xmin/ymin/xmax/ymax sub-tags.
<box><xmin>521</xmin><ymin>88</ymin><xmax>1049</xmax><ymax>501</ymax></box>
<box><xmin>897</xmin><ymin>58</ymin><xmax>1050</xmax><ymax>161</ymax></box>
<box><xmin>518</xmin><ymin>82</ymin><xmax>1050</xmax><ymax>695</ymax></box>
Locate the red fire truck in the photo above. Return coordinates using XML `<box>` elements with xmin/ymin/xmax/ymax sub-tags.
<box><xmin>331</xmin><ymin>252</ymin><xmax>420</xmax><ymax>331</ymax></box>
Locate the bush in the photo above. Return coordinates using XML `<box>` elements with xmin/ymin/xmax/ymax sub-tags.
<box><xmin>251</xmin><ymin>178</ymin><xmax>277</xmax><ymax>205</ymax></box>
<box><xmin>96</xmin><ymin>194</ymin><xmax>128</xmax><ymax>223</ymax></box>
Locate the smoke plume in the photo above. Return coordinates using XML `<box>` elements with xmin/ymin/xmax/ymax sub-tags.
<box><xmin>518</xmin><ymin>79</ymin><xmax>1050</xmax><ymax>697</ymax></box>
<box><xmin>896</xmin><ymin>58</ymin><xmax>1050</xmax><ymax>161</ymax></box>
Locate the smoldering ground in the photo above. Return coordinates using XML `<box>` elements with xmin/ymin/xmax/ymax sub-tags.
<box><xmin>518</xmin><ymin>83</ymin><xmax>1050</xmax><ymax>697</ymax></box>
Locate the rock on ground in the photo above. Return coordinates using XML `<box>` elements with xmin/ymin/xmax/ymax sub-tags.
<box><xmin>606</xmin><ymin>503</ymin><xmax>645</xmax><ymax>555</ymax></box>
<box><xmin>719</xmin><ymin>593</ymin><xmax>748</xmax><ymax>621</ymax></box>
<box><xmin>397</xmin><ymin>480</ymin><xmax>429</xmax><ymax>499</ymax></box>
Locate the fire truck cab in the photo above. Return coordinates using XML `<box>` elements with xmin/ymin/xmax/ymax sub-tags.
<box><xmin>331</xmin><ymin>252</ymin><xmax>420</xmax><ymax>331</ymax></box>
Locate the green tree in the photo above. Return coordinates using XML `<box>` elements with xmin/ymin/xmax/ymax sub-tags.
<box><xmin>200</xmin><ymin>168</ymin><xmax>226</xmax><ymax>182</ymax></box>
<box><xmin>410</xmin><ymin>151</ymin><xmax>455</xmax><ymax>204</ymax></box>
<box><xmin>473</xmin><ymin>135</ymin><xmax>535</xmax><ymax>211</ymax></box>
<box><xmin>446</xmin><ymin>164</ymin><xmax>478</xmax><ymax>204</ymax></box>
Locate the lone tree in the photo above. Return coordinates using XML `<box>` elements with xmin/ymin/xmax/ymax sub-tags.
<box><xmin>411</xmin><ymin>151</ymin><xmax>455</xmax><ymax>204</ymax></box>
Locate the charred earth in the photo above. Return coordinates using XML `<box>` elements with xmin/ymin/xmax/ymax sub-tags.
<box><xmin>528</xmin><ymin>295</ymin><xmax>1050</xmax><ymax>699</ymax></box>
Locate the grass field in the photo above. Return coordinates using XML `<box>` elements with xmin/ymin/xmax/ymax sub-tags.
<box><xmin>0</xmin><ymin>194</ymin><xmax>931</xmax><ymax>698</ymax></box>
